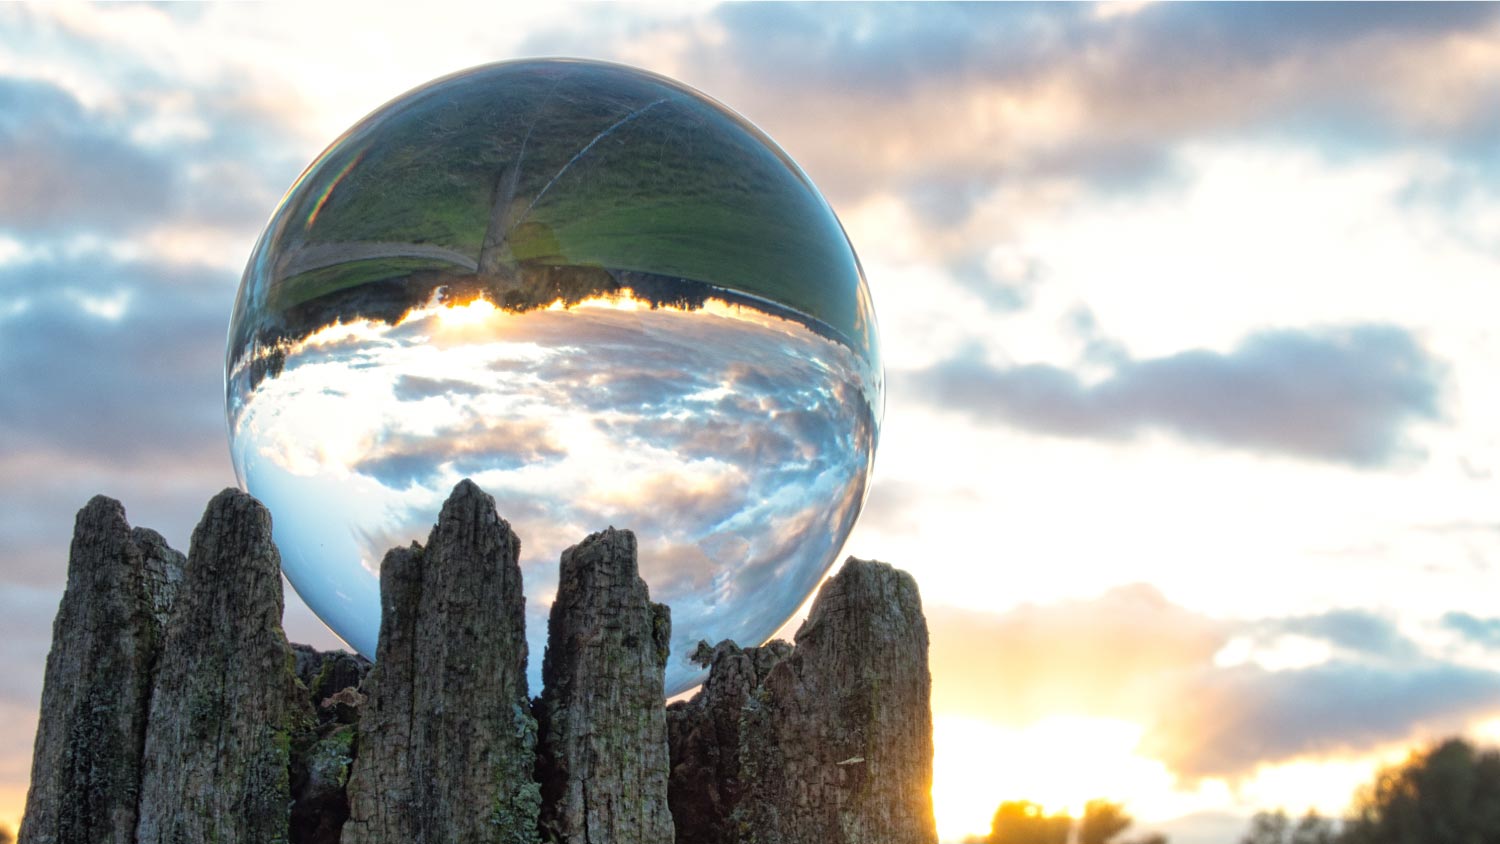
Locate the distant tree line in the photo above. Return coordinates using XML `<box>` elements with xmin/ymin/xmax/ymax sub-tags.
<box><xmin>1241</xmin><ymin>737</ymin><xmax>1500</xmax><ymax>844</ymax></box>
<box><xmin>1238</xmin><ymin>809</ymin><xmax>1338</xmax><ymax>844</ymax></box>
<box><xmin>968</xmin><ymin>737</ymin><xmax>1500</xmax><ymax>844</ymax></box>
<box><xmin>963</xmin><ymin>798</ymin><xmax>1165</xmax><ymax>844</ymax></box>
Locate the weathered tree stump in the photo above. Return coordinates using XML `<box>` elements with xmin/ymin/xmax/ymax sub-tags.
<box><xmin>19</xmin><ymin>496</ymin><xmax>183</xmax><ymax>844</ymax></box>
<box><xmin>535</xmin><ymin>527</ymin><xmax>674</xmax><ymax>844</ymax></box>
<box><xmin>667</xmin><ymin>558</ymin><xmax>938</xmax><ymax>844</ymax></box>
<box><xmin>134</xmin><ymin>489</ymin><xmax>312</xmax><ymax>844</ymax></box>
<box><xmin>341</xmin><ymin>479</ymin><xmax>540</xmax><ymax>844</ymax></box>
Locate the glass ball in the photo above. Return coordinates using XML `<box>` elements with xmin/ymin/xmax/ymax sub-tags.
<box><xmin>225</xmin><ymin>59</ymin><xmax>882</xmax><ymax>694</ymax></box>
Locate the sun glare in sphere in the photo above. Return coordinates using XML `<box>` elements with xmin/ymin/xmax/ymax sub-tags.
<box><xmin>435</xmin><ymin>296</ymin><xmax>500</xmax><ymax>328</ymax></box>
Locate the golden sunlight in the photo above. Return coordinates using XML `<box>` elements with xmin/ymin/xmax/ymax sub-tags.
<box><xmin>555</xmin><ymin>292</ymin><xmax>645</xmax><ymax>312</ymax></box>
<box><xmin>931</xmin><ymin>715</ymin><xmax>1174</xmax><ymax>842</ymax></box>
<box><xmin>417</xmin><ymin>286</ymin><xmax>799</xmax><ymax>334</ymax></box>
<box><xmin>562</xmin><ymin>288</ymin><xmax>807</xmax><ymax>337</ymax></box>
<box><xmin>436</xmin><ymin>296</ymin><xmax>501</xmax><ymax>328</ymax></box>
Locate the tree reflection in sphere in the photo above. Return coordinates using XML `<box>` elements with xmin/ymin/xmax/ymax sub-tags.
<box><xmin>225</xmin><ymin>59</ymin><xmax>882</xmax><ymax>694</ymax></box>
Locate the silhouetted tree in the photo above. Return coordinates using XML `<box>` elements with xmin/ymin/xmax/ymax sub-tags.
<box><xmin>1081</xmin><ymin>799</ymin><xmax>1134</xmax><ymax>844</ymax></box>
<box><xmin>989</xmin><ymin>801</ymin><xmax>1072</xmax><ymax>844</ymax></box>
<box><xmin>1241</xmin><ymin>809</ymin><xmax>1336</xmax><ymax>844</ymax></box>
<box><xmin>0</xmin><ymin>824</ymin><xmax>13</xmax><ymax>844</ymax></box>
<box><xmin>1242</xmin><ymin>809</ymin><xmax>1291</xmax><ymax>844</ymax></box>
<box><xmin>1292</xmin><ymin>811</ymin><xmax>1339</xmax><ymax>844</ymax></box>
<box><xmin>1341</xmin><ymin>737</ymin><xmax>1500</xmax><ymax>844</ymax></box>
<box><xmin>1081</xmin><ymin>799</ymin><xmax>1171</xmax><ymax>844</ymax></box>
<box><xmin>984</xmin><ymin>799</ymin><xmax>1165</xmax><ymax>844</ymax></box>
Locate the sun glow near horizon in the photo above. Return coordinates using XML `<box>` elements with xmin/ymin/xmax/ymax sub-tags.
<box><xmin>931</xmin><ymin>715</ymin><xmax>1179</xmax><ymax>841</ymax></box>
<box><xmin>928</xmin><ymin>713</ymin><xmax>1433</xmax><ymax>842</ymax></box>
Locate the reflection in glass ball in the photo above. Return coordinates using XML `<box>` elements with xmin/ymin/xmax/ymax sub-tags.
<box><xmin>226</xmin><ymin>59</ymin><xmax>882</xmax><ymax>694</ymax></box>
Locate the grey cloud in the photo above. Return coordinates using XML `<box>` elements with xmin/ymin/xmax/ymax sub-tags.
<box><xmin>576</xmin><ymin>371</ymin><xmax>703</xmax><ymax>413</ymax></box>
<box><xmin>632</xmin><ymin>474</ymin><xmax>748</xmax><ymax>528</ymax></box>
<box><xmin>0</xmin><ymin>35</ymin><xmax>306</xmax><ymax>238</ymax></box>
<box><xmin>723</xmin><ymin>364</ymin><xmax>779</xmax><ymax>396</ymax></box>
<box><xmin>775</xmin><ymin>407</ymin><xmax>842</xmax><ymax>464</ymax></box>
<box><xmin>904</xmin><ymin>324</ymin><xmax>1446</xmax><ymax>467</ymax></box>
<box><xmin>1118</xmin><ymin>2</ymin><xmax>1499</xmax><ymax>62</ymax></box>
<box><xmin>707</xmin><ymin>3</ymin><xmax>1498</xmax><ymax>97</ymax></box>
<box><xmin>1258</xmin><ymin>608</ymin><xmax>1422</xmax><ymax>662</ymax></box>
<box><xmin>1442</xmin><ymin>612</ymin><xmax>1500</xmax><ymax>649</ymax></box>
<box><xmin>706</xmin><ymin>3</ymin><xmax>1083</xmax><ymax>96</ymax></box>
<box><xmin>521</xmin><ymin>2</ymin><xmax>1500</xmax><ymax>240</ymax></box>
<box><xmin>475</xmin><ymin>319</ymin><xmax>719</xmax><ymax>417</ymax></box>
<box><xmin>636</xmin><ymin>540</ymin><xmax>718</xmax><ymax>599</ymax></box>
<box><xmin>391</xmin><ymin>375</ymin><xmax>484</xmax><ymax>401</ymax></box>
<box><xmin>1066</xmin><ymin>307</ymin><xmax>1130</xmax><ymax>367</ymax></box>
<box><xmin>356</xmin><ymin>454</ymin><xmax>448</xmax><ymax>489</ymax></box>
<box><xmin>0</xmin><ymin>255</ymin><xmax>234</xmax><ymax>465</ymax></box>
<box><xmin>699</xmin><ymin>3</ymin><xmax>1180</xmax><ymax>196</ymax></box>
<box><xmin>948</xmin><ymin>253</ymin><xmax>1038</xmax><ymax>313</ymax></box>
<box><xmin>0</xmin><ymin>73</ymin><xmax>288</xmax><ymax>235</ymax></box>
<box><xmin>1066</xmin><ymin>4</ymin><xmax>1500</xmax><ymax>172</ymax></box>
<box><xmin>1141</xmin><ymin>660</ymin><xmax>1500</xmax><ymax>780</ymax></box>
<box><xmin>352</xmin><ymin>415</ymin><xmax>566</xmax><ymax>488</ymax></box>
<box><xmin>0</xmin><ymin>252</ymin><xmax>240</xmax><ymax>609</ymax></box>
<box><xmin>0</xmin><ymin>77</ymin><xmax>175</xmax><ymax>233</ymax></box>
<box><xmin>639</xmin><ymin>475</ymin><xmax>867</xmax><ymax>661</ymax></box>
<box><xmin>561</xmin><ymin>471</ymin><xmax>751</xmax><ymax>545</ymax></box>
<box><xmin>905</xmin><ymin>179</ymin><xmax>991</xmax><ymax>230</ymax></box>
<box><xmin>601</xmin><ymin>415</ymin><xmax>802</xmax><ymax>468</ymax></box>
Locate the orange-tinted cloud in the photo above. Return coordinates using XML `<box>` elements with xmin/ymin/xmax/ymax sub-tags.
<box><xmin>929</xmin><ymin>585</ymin><xmax>1500</xmax><ymax>781</ymax></box>
<box><xmin>929</xmin><ymin>583</ymin><xmax>1226</xmax><ymax>724</ymax></box>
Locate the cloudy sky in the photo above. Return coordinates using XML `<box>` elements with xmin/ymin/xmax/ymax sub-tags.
<box><xmin>2</xmin><ymin>3</ymin><xmax>1499</xmax><ymax>842</ymax></box>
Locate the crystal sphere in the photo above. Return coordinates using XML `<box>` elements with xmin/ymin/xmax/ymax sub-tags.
<box><xmin>225</xmin><ymin>59</ymin><xmax>881</xmax><ymax>694</ymax></box>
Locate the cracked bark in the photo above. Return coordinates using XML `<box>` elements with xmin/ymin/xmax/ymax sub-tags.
<box><xmin>666</xmin><ymin>558</ymin><xmax>938</xmax><ymax>844</ymax></box>
<box><xmin>133</xmin><ymin>489</ymin><xmax>312</xmax><ymax>844</ymax></box>
<box><xmin>534</xmin><ymin>528</ymin><xmax>674</xmax><ymax>844</ymax></box>
<box><xmin>18</xmin><ymin>497</ymin><xmax>183</xmax><ymax>844</ymax></box>
<box><xmin>665</xmin><ymin>640</ymin><xmax>791</xmax><ymax>844</ymax></box>
<box><xmin>341</xmin><ymin>479</ymin><xmax>539</xmax><ymax>844</ymax></box>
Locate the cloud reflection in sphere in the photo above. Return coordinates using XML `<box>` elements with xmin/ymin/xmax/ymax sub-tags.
<box><xmin>225</xmin><ymin>59</ymin><xmax>882</xmax><ymax>695</ymax></box>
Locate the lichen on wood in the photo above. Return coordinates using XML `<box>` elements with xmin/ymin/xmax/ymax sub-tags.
<box><xmin>133</xmin><ymin>488</ymin><xmax>313</xmax><ymax>844</ymax></box>
<box><xmin>18</xmin><ymin>497</ymin><xmax>184</xmax><ymax>844</ymax></box>
<box><xmin>534</xmin><ymin>527</ymin><xmax>674</xmax><ymax>844</ymax></box>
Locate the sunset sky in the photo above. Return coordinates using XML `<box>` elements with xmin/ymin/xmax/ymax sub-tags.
<box><xmin>3</xmin><ymin>4</ymin><xmax>1500</xmax><ymax>842</ymax></box>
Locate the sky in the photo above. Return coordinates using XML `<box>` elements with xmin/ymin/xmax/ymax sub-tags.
<box><xmin>1</xmin><ymin>3</ymin><xmax>1499</xmax><ymax>842</ymax></box>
